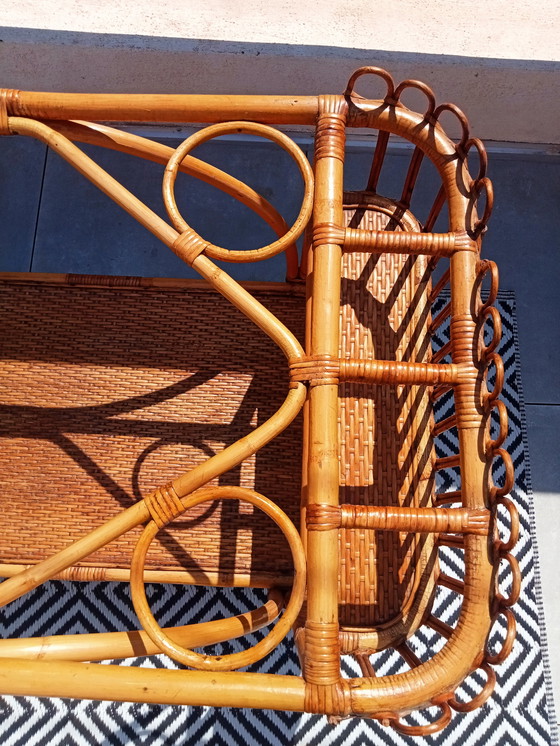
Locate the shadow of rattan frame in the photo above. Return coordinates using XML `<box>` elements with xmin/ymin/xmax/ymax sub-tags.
<box><xmin>0</xmin><ymin>66</ymin><xmax>518</xmax><ymax>735</ymax></box>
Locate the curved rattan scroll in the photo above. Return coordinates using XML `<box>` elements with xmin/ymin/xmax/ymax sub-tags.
<box><xmin>130</xmin><ymin>487</ymin><xmax>306</xmax><ymax>671</ymax></box>
<box><xmin>163</xmin><ymin>121</ymin><xmax>314</xmax><ymax>263</ymax></box>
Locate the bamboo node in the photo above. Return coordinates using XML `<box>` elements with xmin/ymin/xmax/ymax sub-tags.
<box><xmin>305</xmin><ymin>681</ymin><xmax>351</xmax><ymax>716</ymax></box>
<box><xmin>0</xmin><ymin>90</ymin><xmax>11</xmax><ymax>135</ymax></box>
<box><xmin>312</xmin><ymin>222</ymin><xmax>345</xmax><ymax>249</ymax></box>
<box><xmin>172</xmin><ymin>230</ymin><xmax>208</xmax><ymax>266</ymax></box>
<box><xmin>306</xmin><ymin>504</ymin><xmax>341</xmax><ymax>531</ymax></box>
<box><xmin>144</xmin><ymin>482</ymin><xmax>184</xmax><ymax>528</ymax></box>
<box><xmin>304</xmin><ymin>621</ymin><xmax>341</xmax><ymax>684</ymax></box>
<box><xmin>316</xmin><ymin>98</ymin><xmax>347</xmax><ymax>161</ymax></box>
<box><xmin>290</xmin><ymin>356</ymin><xmax>340</xmax><ymax>386</ymax></box>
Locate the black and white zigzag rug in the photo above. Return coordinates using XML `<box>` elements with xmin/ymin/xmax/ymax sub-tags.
<box><xmin>0</xmin><ymin>293</ymin><xmax>557</xmax><ymax>745</ymax></box>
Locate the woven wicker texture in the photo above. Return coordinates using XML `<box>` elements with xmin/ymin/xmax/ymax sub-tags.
<box><xmin>338</xmin><ymin>193</ymin><xmax>435</xmax><ymax>631</ymax></box>
<box><xmin>0</xmin><ymin>280</ymin><xmax>304</xmax><ymax>583</ymax></box>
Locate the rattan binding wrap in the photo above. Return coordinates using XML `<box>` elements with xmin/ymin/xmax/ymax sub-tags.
<box><xmin>0</xmin><ymin>66</ymin><xmax>519</xmax><ymax>734</ymax></box>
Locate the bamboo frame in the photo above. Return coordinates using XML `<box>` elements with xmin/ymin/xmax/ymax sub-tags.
<box><xmin>0</xmin><ymin>67</ymin><xmax>518</xmax><ymax>734</ymax></box>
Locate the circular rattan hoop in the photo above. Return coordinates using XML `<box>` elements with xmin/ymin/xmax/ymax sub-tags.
<box><xmin>485</xmin><ymin>608</ymin><xmax>517</xmax><ymax>664</ymax></box>
<box><xmin>162</xmin><ymin>121</ymin><xmax>314</xmax><ymax>263</ymax></box>
<box><xmin>130</xmin><ymin>486</ymin><xmax>306</xmax><ymax>671</ymax></box>
<box><xmin>449</xmin><ymin>663</ymin><xmax>496</xmax><ymax>712</ymax></box>
<box><xmin>391</xmin><ymin>701</ymin><xmax>452</xmax><ymax>736</ymax></box>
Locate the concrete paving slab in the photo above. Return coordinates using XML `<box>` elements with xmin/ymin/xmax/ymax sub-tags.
<box><xmin>527</xmin><ymin>405</ymin><xmax>560</xmax><ymax>711</ymax></box>
<box><xmin>533</xmin><ymin>489</ymin><xmax>560</xmax><ymax>713</ymax></box>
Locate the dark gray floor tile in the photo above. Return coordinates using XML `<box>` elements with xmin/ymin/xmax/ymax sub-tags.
<box><xmin>0</xmin><ymin>136</ymin><xmax>46</xmax><ymax>271</ymax></box>
<box><xmin>526</xmin><ymin>404</ymin><xmax>560</xmax><ymax>494</ymax></box>
<box><xmin>32</xmin><ymin>136</ymin><xmax>306</xmax><ymax>282</ymax></box>
<box><xmin>483</xmin><ymin>154</ymin><xmax>560</xmax><ymax>405</ymax></box>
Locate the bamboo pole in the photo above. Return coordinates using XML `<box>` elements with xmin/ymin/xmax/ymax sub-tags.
<box><xmin>4</xmin><ymin>92</ymin><xmax>319</xmax><ymax>124</ymax></box>
<box><xmin>0</xmin><ymin>563</ymin><xmax>292</xmax><ymax>588</ymax></box>
<box><xmin>301</xmin><ymin>97</ymin><xmax>347</xmax><ymax>705</ymax></box>
<box><xmin>0</xmin><ymin>659</ymin><xmax>307</xmax><ymax>710</ymax></box>
<box><xmin>0</xmin><ymin>591</ymin><xmax>283</xmax><ymax>662</ymax></box>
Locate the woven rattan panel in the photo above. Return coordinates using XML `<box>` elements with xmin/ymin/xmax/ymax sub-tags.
<box><xmin>0</xmin><ymin>279</ymin><xmax>305</xmax><ymax>583</ymax></box>
<box><xmin>338</xmin><ymin>194</ymin><xmax>436</xmax><ymax>628</ymax></box>
<box><xmin>0</xmin><ymin>227</ymin><xmax>435</xmax><ymax>612</ymax></box>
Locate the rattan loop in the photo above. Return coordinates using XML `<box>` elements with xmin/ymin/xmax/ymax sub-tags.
<box><xmin>478</xmin><ymin>306</ymin><xmax>502</xmax><ymax>359</ymax></box>
<box><xmin>485</xmin><ymin>399</ymin><xmax>508</xmax><ymax>453</ymax></box>
<box><xmin>162</xmin><ymin>121</ymin><xmax>314</xmax><ymax>263</ymax></box>
<box><xmin>476</xmin><ymin>259</ymin><xmax>499</xmax><ymax>313</ymax></box>
<box><xmin>493</xmin><ymin>497</ymin><xmax>520</xmax><ymax>554</ymax></box>
<box><xmin>465</xmin><ymin>138</ymin><xmax>489</xmax><ymax>184</ymax></box>
<box><xmin>131</xmin><ymin>487</ymin><xmax>306</xmax><ymax>671</ymax></box>
<box><xmin>472</xmin><ymin>177</ymin><xmax>494</xmax><ymax>237</ymax></box>
<box><xmin>391</xmin><ymin>701</ymin><xmax>452</xmax><ymax>736</ymax></box>
<box><xmin>494</xmin><ymin>552</ymin><xmax>521</xmax><ymax>608</ymax></box>
<box><xmin>482</xmin><ymin>352</ymin><xmax>505</xmax><ymax>404</ymax></box>
<box><xmin>433</xmin><ymin>103</ymin><xmax>470</xmax><ymax>152</ymax></box>
<box><xmin>485</xmin><ymin>608</ymin><xmax>517</xmax><ymax>665</ymax></box>
<box><xmin>344</xmin><ymin>66</ymin><xmax>395</xmax><ymax>104</ymax></box>
<box><xmin>393</xmin><ymin>79</ymin><xmax>436</xmax><ymax>120</ymax></box>
<box><xmin>449</xmin><ymin>663</ymin><xmax>496</xmax><ymax>712</ymax></box>
<box><xmin>489</xmin><ymin>447</ymin><xmax>515</xmax><ymax>499</ymax></box>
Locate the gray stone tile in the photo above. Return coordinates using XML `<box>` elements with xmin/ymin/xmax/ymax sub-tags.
<box><xmin>533</xmin><ymin>489</ymin><xmax>560</xmax><ymax>713</ymax></box>
<box><xmin>525</xmin><ymin>406</ymin><xmax>560</xmax><ymax>709</ymax></box>
<box><xmin>0</xmin><ymin>136</ymin><xmax>46</xmax><ymax>271</ymax></box>
<box><xmin>484</xmin><ymin>154</ymin><xmax>560</xmax><ymax>405</ymax></box>
<box><xmin>526</xmin><ymin>404</ymin><xmax>560</xmax><ymax>494</ymax></box>
<box><xmin>32</xmin><ymin>136</ymin><xmax>306</xmax><ymax>282</ymax></box>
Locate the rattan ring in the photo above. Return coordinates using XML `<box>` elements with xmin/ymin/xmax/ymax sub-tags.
<box><xmin>485</xmin><ymin>399</ymin><xmax>509</xmax><ymax>452</ymax></box>
<box><xmin>393</xmin><ymin>79</ymin><xmax>436</xmax><ymax>119</ymax></box>
<box><xmin>130</xmin><ymin>486</ymin><xmax>306</xmax><ymax>671</ymax></box>
<box><xmin>391</xmin><ymin>701</ymin><xmax>452</xmax><ymax>736</ymax></box>
<box><xmin>485</xmin><ymin>608</ymin><xmax>517</xmax><ymax>665</ymax></box>
<box><xmin>449</xmin><ymin>663</ymin><xmax>496</xmax><ymax>712</ymax></box>
<box><xmin>478</xmin><ymin>306</ymin><xmax>502</xmax><ymax>359</ymax></box>
<box><xmin>476</xmin><ymin>259</ymin><xmax>499</xmax><ymax>313</ymax></box>
<box><xmin>344</xmin><ymin>66</ymin><xmax>395</xmax><ymax>103</ymax></box>
<box><xmin>494</xmin><ymin>552</ymin><xmax>521</xmax><ymax>608</ymax></box>
<box><xmin>482</xmin><ymin>351</ymin><xmax>505</xmax><ymax>404</ymax></box>
<box><xmin>162</xmin><ymin>121</ymin><xmax>314</xmax><ymax>263</ymax></box>
<box><xmin>489</xmin><ymin>448</ymin><xmax>515</xmax><ymax>499</ymax></box>
<box><xmin>493</xmin><ymin>497</ymin><xmax>520</xmax><ymax>553</ymax></box>
<box><xmin>465</xmin><ymin>138</ymin><xmax>489</xmax><ymax>183</ymax></box>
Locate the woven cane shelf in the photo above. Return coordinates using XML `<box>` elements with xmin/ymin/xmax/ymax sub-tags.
<box><xmin>0</xmin><ymin>67</ymin><xmax>519</xmax><ymax>734</ymax></box>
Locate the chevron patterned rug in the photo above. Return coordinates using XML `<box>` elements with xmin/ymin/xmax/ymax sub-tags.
<box><xmin>0</xmin><ymin>293</ymin><xmax>557</xmax><ymax>745</ymax></box>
